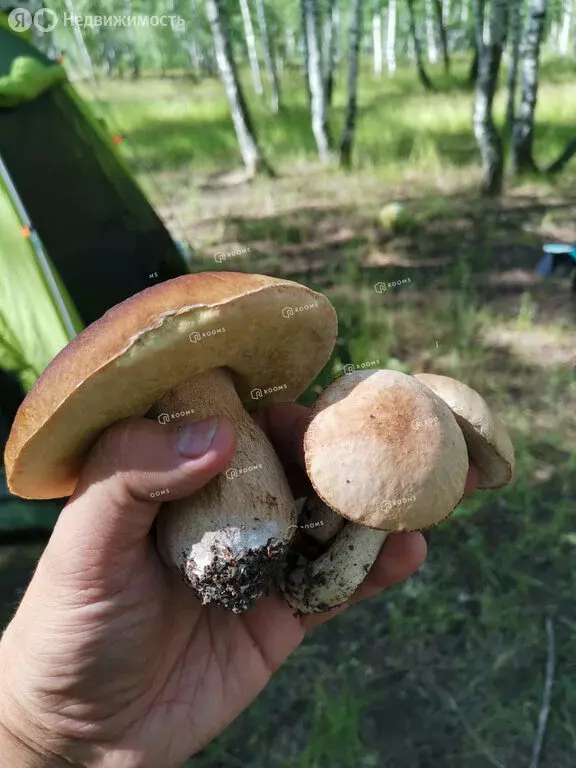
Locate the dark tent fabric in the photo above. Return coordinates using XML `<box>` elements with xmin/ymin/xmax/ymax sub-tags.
<box><xmin>0</xmin><ymin>368</ymin><xmax>24</xmax><ymax>452</ymax></box>
<box><xmin>0</xmin><ymin>24</ymin><xmax>189</xmax><ymax>328</ymax></box>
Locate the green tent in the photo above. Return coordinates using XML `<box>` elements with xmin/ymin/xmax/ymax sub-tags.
<box><xmin>0</xmin><ymin>20</ymin><xmax>190</xmax><ymax>531</ymax></box>
<box><xmin>0</xmin><ymin>19</ymin><xmax>190</xmax><ymax>393</ymax></box>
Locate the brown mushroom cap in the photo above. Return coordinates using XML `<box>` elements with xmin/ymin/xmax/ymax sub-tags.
<box><xmin>414</xmin><ymin>373</ymin><xmax>515</xmax><ymax>489</ymax></box>
<box><xmin>303</xmin><ymin>369</ymin><xmax>469</xmax><ymax>531</ymax></box>
<box><xmin>5</xmin><ymin>272</ymin><xmax>337</xmax><ymax>499</ymax></box>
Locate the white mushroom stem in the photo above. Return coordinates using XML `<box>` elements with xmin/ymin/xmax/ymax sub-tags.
<box><xmin>297</xmin><ymin>493</ymin><xmax>346</xmax><ymax>544</ymax></box>
<box><xmin>149</xmin><ymin>368</ymin><xmax>296</xmax><ymax>614</ymax></box>
<box><xmin>281</xmin><ymin>516</ymin><xmax>389</xmax><ymax>615</ymax></box>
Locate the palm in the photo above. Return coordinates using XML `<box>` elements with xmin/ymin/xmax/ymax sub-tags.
<box><xmin>131</xmin><ymin>570</ymin><xmax>304</xmax><ymax>766</ymax></box>
<box><xmin>16</xmin><ymin>534</ymin><xmax>306</xmax><ymax>768</ymax></box>
<box><xmin>0</xmin><ymin>405</ymin><xmax>431</xmax><ymax>768</ymax></box>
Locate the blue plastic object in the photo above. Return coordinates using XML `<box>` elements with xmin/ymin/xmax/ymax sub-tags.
<box><xmin>537</xmin><ymin>243</ymin><xmax>576</xmax><ymax>279</ymax></box>
<box><xmin>543</xmin><ymin>243</ymin><xmax>576</xmax><ymax>257</ymax></box>
<box><xmin>536</xmin><ymin>252</ymin><xmax>556</xmax><ymax>277</ymax></box>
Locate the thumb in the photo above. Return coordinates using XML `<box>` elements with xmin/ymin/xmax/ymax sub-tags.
<box><xmin>49</xmin><ymin>416</ymin><xmax>236</xmax><ymax>557</ymax></box>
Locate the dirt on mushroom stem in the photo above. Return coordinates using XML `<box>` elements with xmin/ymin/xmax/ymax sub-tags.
<box><xmin>180</xmin><ymin>541</ymin><xmax>286</xmax><ymax>614</ymax></box>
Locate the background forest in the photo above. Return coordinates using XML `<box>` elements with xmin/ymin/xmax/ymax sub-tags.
<box><xmin>2</xmin><ymin>0</ymin><xmax>576</xmax><ymax>766</ymax></box>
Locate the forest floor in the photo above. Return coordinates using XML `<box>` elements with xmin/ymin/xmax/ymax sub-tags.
<box><xmin>2</xmin><ymin>57</ymin><xmax>576</xmax><ymax>768</ymax></box>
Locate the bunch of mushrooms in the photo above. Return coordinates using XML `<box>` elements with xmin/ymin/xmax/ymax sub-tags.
<box><xmin>4</xmin><ymin>272</ymin><xmax>337</xmax><ymax>613</ymax></box>
<box><xmin>280</xmin><ymin>369</ymin><xmax>515</xmax><ymax>614</ymax></box>
<box><xmin>4</xmin><ymin>271</ymin><xmax>515</xmax><ymax>617</ymax></box>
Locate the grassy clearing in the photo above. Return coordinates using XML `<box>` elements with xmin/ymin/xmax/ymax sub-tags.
<box><xmin>4</xmin><ymin>56</ymin><xmax>576</xmax><ymax>767</ymax></box>
<box><xmin>129</xmin><ymin>57</ymin><xmax>574</xmax><ymax>767</ymax></box>
<box><xmin>85</xmin><ymin>55</ymin><xmax>576</xmax><ymax>193</ymax></box>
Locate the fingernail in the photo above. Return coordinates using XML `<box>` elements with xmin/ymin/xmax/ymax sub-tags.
<box><xmin>176</xmin><ymin>417</ymin><xmax>220</xmax><ymax>459</ymax></box>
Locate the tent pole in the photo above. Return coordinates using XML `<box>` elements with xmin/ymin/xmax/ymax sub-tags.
<box><xmin>0</xmin><ymin>152</ymin><xmax>77</xmax><ymax>341</ymax></box>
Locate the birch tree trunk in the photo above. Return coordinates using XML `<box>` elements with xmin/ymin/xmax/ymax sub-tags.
<box><xmin>432</xmin><ymin>0</ymin><xmax>451</xmax><ymax>72</ymax></box>
<box><xmin>511</xmin><ymin>0</ymin><xmax>547</xmax><ymax>173</ymax></box>
<box><xmin>123</xmin><ymin>0</ymin><xmax>140</xmax><ymax>79</ymax></box>
<box><xmin>339</xmin><ymin>0</ymin><xmax>363</xmax><ymax>167</ymax></box>
<box><xmin>206</xmin><ymin>0</ymin><xmax>274</xmax><ymax>177</ymax></box>
<box><xmin>407</xmin><ymin>0</ymin><xmax>435</xmax><ymax>90</ymax></box>
<box><xmin>559</xmin><ymin>0</ymin><xmax>573</xmax><ymax>54</ymax></box>
<box><xmin>505</xmin><ymin>0</ymin><xmax>523</xmax><ymax>133</ymax></box>
<box><xmin>164</xmin><ymin>0</ymin><xmax>199</xmax><ymax>79</ymax></box>
<box><xmin>373</xmin><ymin>8</ymin><xmax>383</xmax><ymax>74</ymax></box>
<box><xmin>302</xmin><ymin>0</ymin><xmax>332</xmax><ymax>158</ymax></box>
<box><xmin>386</xmin><ymin>0</ymin><xmax>397</xmax><ymax>74</ymax></box>
<box><xmin>61</xmin><ymin>0</ymin><xmax>97</xmax><ymax>83</ymax></box>
<box><xmin>239</xmin><ymin>0</ymin><xmax>264</xmax><ymax>95</ymax></box>
<box><xmin>324</xmin><ymin>0</ymin><xmax>340</xmax><ymax>107</ymax></box>
<box><xmin>255</xmin><ymin>0</ymin><xmax>281</xmax><ymax>112</ymax></box>
<box><xmin>549</xmin><ymin>21</ymin><xmax>558</xmax><ymax>50</ymax></box>
<box><xmin>425</xmin><ymin>0</ymin><xmax>439</xmax><ymax>62</ymax></box>
<box><xmin>472</xmin><ymin>0</ymin><xmax>507</xmax><ymax>194</ymax></box>
<box><xmin>286</xmin><ymin>26</ymin><xmax>296</xmax><ymax>60</ymax></box>
<box><xmin>468</xmin><ymin>0</ymin><xmax>484</xmax><ymax>84</ymax></box>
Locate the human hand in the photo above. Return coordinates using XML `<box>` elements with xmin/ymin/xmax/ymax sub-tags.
<box><xmin>0</xmin><ymin>404</ymin><xmax>478</xmax><ymax>768</ymax></box>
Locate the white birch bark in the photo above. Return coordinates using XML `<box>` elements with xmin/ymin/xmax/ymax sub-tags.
<box><xmin>505</xmin><ymin>0</ymin><xmax>523</xmax><ymax>132</ymax></box>
<box><xmin>386</xmin><ymin>0</ymin><xmax>397</xmax><ymax>74</ymax></box>
<box><xmin>61</xmin><ymin>0</ymin><xmax>97</xmax><ymax>84</ymax></box>
<box><xmin>549</xmin><ymin>20</ymin><xmax>558</xmax><ymax>51</ymax></box>
<box><xmin>206</xmin><ymin>0</ymin><xmax>273</xmax><ymax>176</ymax></box>
<box><xmin>302</xmin><ymin>0</ymin><xmax>331</xmax><ymax>159</ymax></box>
<box><xmin>512</xmin><ymin>0</ymin><xmax>547</xmax><ymax>172</ymax></box>
<box><xmin>426</xmin><ymin>0</ymin><xmax>439</xmax><ymax>61</ymax></box>
<box><xmin>239</xmin><ymin>0</ymin><xmax>264</xmax><ymax>95</ymax></box>
<box><xmin>324</xmin><ymin>0</ymin><xmax>339</xmax><ymax>106</ymax></box>
<box><xmin>473</xmin><ymin>0</ymin><xmax>507</xmax><ymax>194</ymax></box>
<box><xmin>559</xmin><ymin>0</ymin><xmax>573</xmax><ymax>54</ymax></box>
<box><xmin>432</xmin><ymin>0</ymin><xmax>450</xmax><ymax>71</ymax></box>
<box><xmin>255</xmin><ymin>0</ymin><xmax>281</xmax><ymax>112</ymax></box>
<box><xmin>483</xmin><ymin>3</ymin><xmax>490</xmax><ymax>43</ymax></box>
<box><xmin>373</xmin><ymin>11</ymin><xmax>383</xmax><ymax>74</ymax></box>
<box><xmin>286</xmin><ymin>26</ymin><xmax>296</xmax><ymax>59</ymax></box>
<box><xmin>123</xmin><ymin>0</ymin><xmax>140</xmax><ymax>78</ymax></box>
<box><xmin>340</xmin><ymin>0</ymin><xmax>363</xmax><ymax>167</ymax></box>
<box><xmin>407</xmin><ymin>0</ymin><xmax>435</xmax><ymax>88</ymax></box>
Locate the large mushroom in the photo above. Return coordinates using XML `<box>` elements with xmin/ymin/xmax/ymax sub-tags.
<box><xmin>281</xmin><ymin>369</ymin><xmax>515</xmax><ymax>614</ymax></box>
<box><xmin>4</xmin><ymin>272</ymin><xmax>337</xmax><ymax>613</ymax></box>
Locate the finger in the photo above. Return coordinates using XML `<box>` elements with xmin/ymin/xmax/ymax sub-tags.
<box><xmin>464</xmin><ymin>462</ymin><xmax>480</xmax><ymax>496</ymax></box>
<box><xmin>49</xmin><ymin>416</ymin><xmax>236</xmax><ymax>556</ymax></box>
<box><xmin>302</xmin><ymin>532</ymin><xmax>427</xmax><ymax>631</ymax></box>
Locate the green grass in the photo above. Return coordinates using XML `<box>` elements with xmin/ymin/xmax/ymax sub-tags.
<box><xmin>81</xmin><ymin>54</ymin><xmax>576</xmax><ymax>195</ymax></box>
<box><xmin>4</xmin><ymin>54</ymin><xmax>576</xmax><ymax>768</ymax></box>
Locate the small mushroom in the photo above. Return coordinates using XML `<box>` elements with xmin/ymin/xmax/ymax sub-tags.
<box><xmin>4</xmin><ymin>272</ymin><xmax>337</xmax><ymax>613</ymax></box>
<box><xmin>414</xmin><ymin>373</ymin><xmax>515</xmax><ymax>488</ymax></box>
<box><xmin>281</xmin><ymin>368</ymin><xmax>514</xmax><ymax>614</ymax></box>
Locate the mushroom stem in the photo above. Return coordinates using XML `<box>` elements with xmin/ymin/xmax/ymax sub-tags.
<box><xmin>148</xmin><ymin>368</ymin><xmax>296</xmax><ymax>614</ymax></box>
<box><xmin>298</xmin><ymin>494</ymin><xmax>346</xmax><ymax>545</ymax></box>
<box><xmin>281</xmin><ymin>516</ymin><xmax>388</xmax><ymax>615</ymax></box>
